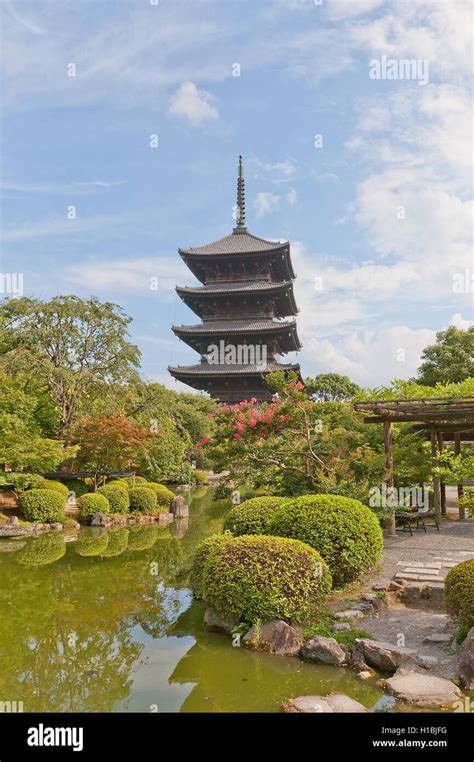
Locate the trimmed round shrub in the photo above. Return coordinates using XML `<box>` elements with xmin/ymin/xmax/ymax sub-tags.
<box><xmin>36</xmin><ymin>480</ymin><xmax>69</xmax><ymax>497</ymax></box>
<box><xmin>76</xmin><ymin>532</ymin><xmax>110</xmax><ymax>557</ymax></box>
<box><xmin>18</xmin><ymin>489</ymin><xmax>66</xmax><ymax>523</ymax></box>
<box><xmin>76</xmin><ymin>493</ymin><xmax>110</xmax><ymax>523</ymax></box>
<box><xmin>191</xmin><ymin>533</ymin><xmax>233</xmax><ymax>599</ymax></box>
<box><xmin>445</xmin><ymin>559</ymin><xmax>474</xmax><ymax>630</ymax></box>
<box><xmin>143</xmin><ymin>483</ymin><xmax>175</xmax><ymax>510</ymax></box>
<box><xmin>124</xmin><ymin>476</ymin><xmax>148</xmax><ymax>487</ymax></box>
<box><xmin>128</xmin><ymin>525</ymin><xmax>159</xmax><ymax>551</ymax></box>
<box><xmin>269</xmin><ymin>494</ymin><xmax>383</xmax><ymax>588</ymax></box>
<box><xmin>97</xmin><ymin>484</ymin><xmax>130</xmax><ymax>514</ymax></box>
<box><xmin>193</xmin><ymin>469</ymin><xmax>208</xmax><ymax>485</ymax></box>
<box><xmin>224</xmin><ymin>496</ymin><xmax>287</xmax><ymax>536</ymax></box>
<box><xmin>101</xmin><ymin>528</ymin><xmax>129</xmax><ymax>558</ymax></box>
<box><xmin>16</xmin><ymin>534</ymin><xmax>66</xmax><ymax>566</ymax></box>
<box><xmin>129</xmin><ymin>486</ymin><xmax>157</xmax><ymax>512</ymax></box>
<box><xmin>194</xmin><ymin>534</ymin><xmax>331</xmax><ymax>623</ymax></box>
<box><xmin>106</xmin><ymin>479</ymin><xmax>129</xmax><ymax>490</ymax></box>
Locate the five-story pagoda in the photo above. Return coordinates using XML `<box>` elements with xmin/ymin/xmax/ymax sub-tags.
<box><xmin>169</xmin><ymin>157</ymin><xmax>302</xmax><ymax>402</ymax></box>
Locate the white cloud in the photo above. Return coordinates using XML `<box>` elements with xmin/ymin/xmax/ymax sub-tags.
<box><xmin>168</xmin><ymin>81</ymin><xmax>218</xmax><ymax>127</ymax></box>
<box><xmin>64</xmin><ymin>256</ymin><xmax>179</xmax><ymax>295</ymax></box>
<box><xmin>450</xmin><ymin>313</ymin><xmax>474</xmax><ymax>330</ymax></box>
<box><xmin>254</xmin><ymin>192</ymin><xmax>282</xmax><ymax>218</ymax></box>
<box><xmin>286</xmin><ymin>187</ymin><xmax>298</xmax><ymax>205</ymax></box>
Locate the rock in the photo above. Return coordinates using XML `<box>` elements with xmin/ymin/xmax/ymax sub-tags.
<box><xmin>333</xmin><ymin>609</ymin><xmax>365</xmax><ymax>621</ymax></box>
<box><xmin>458</xmin><ymin>628</ymin><xmax>474</xmax><ymax>690</ymax></box>
<box><xmin>6</xmin><ymin>516</ymin><xmax>20</xmax><ymax>525</ymax></box>
<box><xmin>283</xmin><ymin>693</ymin><xmax>367</xmax><ymax>713</ymax></box>
<box><xmin>388</xmin><ymin>581</ymin><xmax>404</xmax><ymax>592</ymax></box>
<box><xmin>90</xmin><ymin>512</ymin><xmax>112</xmax><ymax>527</ymax></box>
<box><xmin>332</xmin><ymin>623</ymin><xmax>351</xmax><ymax>632</ymax></box>
<box><xmin>422</xmin><ymin>633</ymin><xmax>453</xmax><ymax>644</ymax></box>
<box><xmin>415</xmin><ymin>654</ymin><xmax>440</xmax><ymax>670</ymax></box>
<box><xmin>301</xmin><ymin>635</ymin><xmax>348</xmax><ymax>666</ymax></box>
<box><xmin>400</xmin><ymin>583</ymin><xmax>425</xmax><ymax>604</ymax></box>
<box><xmin>243</xmin><ymin>620</ymin><xmax>301</xmax><ymax>656</ymax></box>
<box><xmin>203</xmin><ymin>607</ymin><xmax>238</xmax><ymax>635</ymax></box>
<box><xmin>362</xmin><ymin>593</ymin><xmax>385</xmax><ymax>611</ymax></box>
<box><xmin>172</xmin><ymin>495</ymin><xmax>189</xmax><ymax>519</ymax></box>
<box><xmin>383</xmin><ymin>670</ymin><xmax>462</xmax><ymax>708</ymax></box>
<box><xmin>356</xmin><ymin>670</ymin><xmax>373</xmax><ymax>681</ymax></box>
<box><xmin>353</xmin><ymin>638</ymin><xmax>416</xmax><ymax>672</ymax></box>
<box><xmin>372</xmin><ymin>582</ymin><xmax>389</xmax><ymax>591</ymax></box>
<box><xmin>49</xmin><ymin>523</ymin><xmax>63</xmax><ymax>531</ymax></box>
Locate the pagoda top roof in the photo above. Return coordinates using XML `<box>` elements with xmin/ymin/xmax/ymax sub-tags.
<box><xmin>179</xmin><ymin>229</ymin><xmax>288</xmax><ymax>256</ymax></box>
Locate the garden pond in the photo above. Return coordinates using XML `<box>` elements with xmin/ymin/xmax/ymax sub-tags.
<box><xmin>0</xmin><ymin>487</ymin><xmax>399</xmax><ymax>713</ymax></box>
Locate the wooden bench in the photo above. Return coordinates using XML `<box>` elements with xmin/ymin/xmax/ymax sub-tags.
<box><xmin>395</xmin><ymin>509</ymin><xmax>440</xmax><ymax>536</ymax></box>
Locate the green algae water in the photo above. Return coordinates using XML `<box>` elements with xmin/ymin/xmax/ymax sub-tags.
<box><xmin>0</xmin><ymin>488</ymin><xmax>389</xmax><ymax>713</ymax></box>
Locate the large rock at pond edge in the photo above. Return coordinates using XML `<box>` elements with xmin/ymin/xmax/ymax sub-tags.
<box><xmin>458</xmin><ymin>627</ymin><xmax>474</xmax><ymax>690</ymax></box>
<box><xmin>284</xmin><ymin>693</ymin><xmax>367</xmax><ymax>713</ymax></box>
<box><xmin>383</xmin><ymin>670</ymin><xmax>462</xmax><ymax>708</ymax></box>
<box><xmin>353</xmin><ymin>638</ymin><xmax>416</xmax><ymax>672</ymax></box>
<box><xmin>90</xmin><ymin>512</ymin><xmax>112</xmax><ymax>527</ymax></box>
<box><xmin>172</xmin><ymin>495</ymin><xmax>189</xmax><ymax>518</ymax></box>
<box><xmin>203</xmin><ymin>607</ymin><xmax>238</xmax><ymax>635</ymax></box>
<box><xmin>242</xmin><ymin>620</ymin><xmax>301</xmax><ymax>656</ymax></box>
<box><xmin>301</xmin><ymin>635</ymin><xmax>348</xmax><ymax>666</ymax></box>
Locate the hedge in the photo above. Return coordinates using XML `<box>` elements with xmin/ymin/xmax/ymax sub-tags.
<box><xmin>223</xmin><ymin>496</ymin><xmax>287</xmax><ymax>536</ymax></box>
<box><xmin>144</xmin><ymin>483</ymin><xmax>175</xmax><ymax>510</ymax></box>
<box><xmin>124</xmin><ymin>476</ymin><xmax>148</xmax><ymax>487</ymax></box>
<box><xmin>193</xmin><ymin>534</ymin><xmax>331</xmax><ymax>623</ymax></box>
<box><xmin>36</xmin><ymin>480</ymin><xmax>69</xmax><ymax>497</ymax></box>
<box><xmin>106</xmin><ymin>479</ymin><xmax>130</xmax><ymax>490</ymax></box>
<box><xmin>16</xmin><ymin>534</ymin><xmax>66</xmax><ymax>566</ymax></box>
<box><xmin>269</xmin><ymin>494</ymin><xmax>383</xmax><ymax>588</ymax></box>
<box><xmin>97</xmin><ymin>484</ymin><xmax>130</xmax><ymax>513</ymax></box>
<box><xmin>129</xmin><ymin>486</ymin><xmax>157</xmax><ymax>512</ymax></box>
<box><xmin>76</xmin><ymin>493</ymin><xmax>110</xmax><ymax>523</ymax></box>
<box><xmin>18</xmin><ymin>489</ymin><xmax>66</xmax><ymax>523</ymax></box>
<box><xmin>191</xmin><ymin>533</ymin><xmax>233</xmax><ymax>599</ymax></box>
<box><xmin>445</xmin><ymin>559</ymin><xmax>474</xmax><ymax>631</ymax></box>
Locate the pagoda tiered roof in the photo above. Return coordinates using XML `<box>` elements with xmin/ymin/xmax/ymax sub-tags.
<box><xmin>168</xmin><ymin>156</ymin><xmax>302</xmax><ymax>402</ymax></box>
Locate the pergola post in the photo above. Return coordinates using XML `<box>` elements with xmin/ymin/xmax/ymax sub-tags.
<box><xmin>383</xmin><ymin>420</ymin><xmax>396</xmax><ymax>536</ymax></box>
<box><xmin>437</xmin><ymin>432</ymin><xmax>446</xmax><ymax>516</ymax></box>
<box><xmin>454</xmin><ymin>433</ymin><xmax>465</xmax><ymax>520</ymax></box>
<box><xmin>430</xmin><ymin>428</ymin><xmax>442</xmax><ymax>523</ymax></box>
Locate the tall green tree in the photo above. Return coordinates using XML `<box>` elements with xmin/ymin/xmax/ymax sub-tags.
<box><xmin>0</xmin><ymin>296</ymin><xmax>141</xmax><ymax>443</ymax></box>
<box><xmin>416</xmin><ymin>326</ymin><xmax>474</xmax><ymax>385</ymax></box>
<box><xmin>304</xmin><ymin>373</ymin><xmax>361</xmax><ymax>402</ymax></box>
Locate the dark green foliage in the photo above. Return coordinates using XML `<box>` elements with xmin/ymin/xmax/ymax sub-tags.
<box><xmin>0</xmin><ymin>472</ymin><xmax>45</xmax><ymax>492</ymax></box>
<box><xmin>36</xmin><ymin>480</ymin><xmax>69</xmax><ymax>497</ymax></box>
<box><xmin>128</xmin><ymin>487</ymin><xmax>157</xmax><ymax>512</ymax></box>
<box><xmin>416</xmin><ymin>326</ymin><xmax>474</xmax><ymax>385</ymax></box>
<box><xmin>269</xmin><ymin>494</ymin><xmax>383</xmax><ymax>588</ymax></box>
<box><xmin>445</xmin><ymin>559</ymin><xmax>474</xmax><ymax>630</ymax></box>
<box><xmin>75</xmin><ymin>532</ymin><xmax>110</xmax><ymax>557</ymax></box>
<box><xmin>16</xmin><ymin>534</ymin><xmax>66</xmax><ymax>566</ymax></box>
<box><xmin>127</xmin><ymin>525</ymin><xmax>159</xmax><ymax>550</ymax></box>
<box><xmin>304</xmin><ymin>373</ymin><xmax>361</xmax><ymax>402</ymax></box>
<box><xmin>191</xmin><ymin>533</ymin><xmax>233</xmax><ymax>599</ymax></box>
<box><xmin>18</xmin><ymin>489</ymin><xmax>66</xmax><ymax>523</ymax></box>
<box><xmin>97</xmin><ymin>484</ymin><xmax>130</xmax><ymax>513</ymax></box>
<box><xmin>59</xmin><ymin>478</ymin><xmax>89</xmax><ymax>498</ymax></box>
<box><xmin>223</xmin><ymin>496</ymin><xmax>287</xmax><ymax>535</ymax></box>
<box><xmin>76</xmin><ymin>493</ymin><xmax>110</xmax><ymax>523</ymax></box>
<box><xmin>194</xmin><ymin>534</ymin><xmax>331</xmax><ymax>623</ymax></box>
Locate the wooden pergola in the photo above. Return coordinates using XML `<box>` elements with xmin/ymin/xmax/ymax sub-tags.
<box><xmin>354</xmin><ymin>396</ymin><xmax>474</xmax><ymax>536</ymax></box>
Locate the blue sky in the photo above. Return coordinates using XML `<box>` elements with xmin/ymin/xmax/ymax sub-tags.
<box><xmin>1</xmin><ymin>0</ymin><xmax>472</xmax><ymax>389</ymax></box>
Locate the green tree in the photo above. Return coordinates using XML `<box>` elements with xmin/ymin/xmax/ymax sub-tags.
<box><xmin>0</xmin><ymin>296</ymin><xmax>141</xmax><ymax>443</ymax></box>
<box><xmin>416</xmin><ymin>326</ymin><xmax>474</xmax><ymax>385</ymax></box>
<box><xmin>304</xmin><ymin>373</ymin><xmax>361</xmax><ymax>402</ymax></box>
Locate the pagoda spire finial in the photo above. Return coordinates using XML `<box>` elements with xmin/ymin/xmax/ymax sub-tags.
<box><xmin>234</xmin><ymin>154</ymin><xmax>246</xmax><ymax>231</ymax></box>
